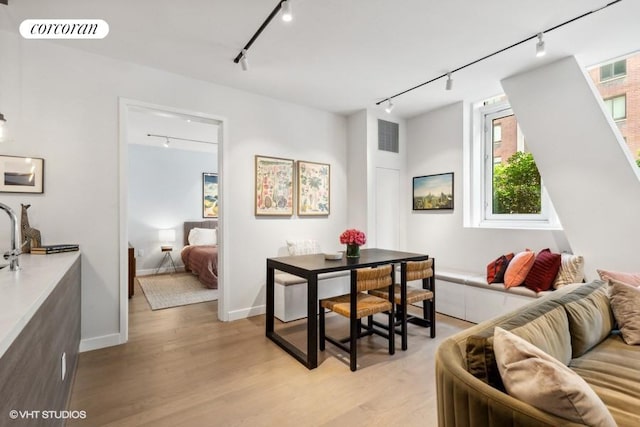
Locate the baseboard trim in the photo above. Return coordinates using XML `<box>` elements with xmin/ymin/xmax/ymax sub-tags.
<box><xmin>228</xmin><ymin>304</ymin><xmax>265</xmax><ymax>321</ymax></box>
<box><xmin>79</xmin><ymin>333</ymin><xmax>122</xmax><ymax>353</ymax></box>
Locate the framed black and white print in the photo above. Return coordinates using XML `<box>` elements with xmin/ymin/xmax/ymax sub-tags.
<box><xmin>0</xmin><ymin>155</ymin><xmax>44</xmax><ymax>194</ymax></box>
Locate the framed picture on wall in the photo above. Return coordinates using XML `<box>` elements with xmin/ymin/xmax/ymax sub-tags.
<box><xmin>412</xmin><ymin>172</ymin><xmax>454</xmax><ymax>210</ymax></box>
<box><xmin>297</xmin><ymin>160</ymin><xmax>330</xmax><ymax>216</ymax></box>
<box><xmin>255</xmin><ymin>155</ymin><xmax>294</xmax><ymax>216</ymax></box>
<box><xmin>0</xmin><ymin>155</ymin><xmax>44</xmax><ymax>194</ymax></box>
<box><xmin>203</xmin><ymin>173</ymin><xmax>218</xmax><ymax>218</ymax></box>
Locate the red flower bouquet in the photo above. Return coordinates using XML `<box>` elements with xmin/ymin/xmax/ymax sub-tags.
<box><xmin>340</xmin><ymin>229</ymin><xmax>366</xmax><ymax>258</ymax></box>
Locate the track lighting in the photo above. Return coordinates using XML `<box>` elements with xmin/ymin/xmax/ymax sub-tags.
<box><xmin>240</xmin><ymin>49</ymin><xmax>249</xmax><ymax>71</ymax></box>
<box><xmin>164</xmin><ymin>137</ymin><xmax>170</xmax><ymax>148</ymax></box>
<box><xmin>281</xmin><ymin>0</ymin><xmax>292</xmax><ymax>22</ymax></box>
<box><xmin>535</xmin><ymin>33</ymin><xmax>546</xmax><ymax>58</ymax></box>
<box><xmin>375</xmin><ymin>1</ymin><xmax>622</xmax><ymax>109</ymax></box>
<box><xmin>384</xmin><ymin>99</ymin><xmax>394</xmax><ymax>114</ymax></box>
<box><xmin>233</xmin><ymin>0</ymin><xmax>296</xmax><ymax>68</ymax></box>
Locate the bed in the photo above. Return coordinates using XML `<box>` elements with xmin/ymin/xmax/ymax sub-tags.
<box><xmin>181</xmin><ymin>220</ymin><xmax>219</xmax><ymax>289</ymax></box>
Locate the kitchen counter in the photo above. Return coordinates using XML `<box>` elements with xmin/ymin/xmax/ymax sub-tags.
<box><xmin>0</xmin><ymin>251</ymin><xmax>81</xmax><ymax>358</ymax></box>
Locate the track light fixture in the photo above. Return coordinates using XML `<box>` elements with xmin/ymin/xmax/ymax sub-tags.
<box><xmin>281</xmin><ymin>0</ymin><xmax>293</xmax><ymax>22</ymax></box>
<box><xmin>233</xmin><ymin>1</ymin><xmax>295</xmax><ymax>70</ymax></box>
<box><xmin>164</xmin><ymin>137</ymin><xmax>170</xmax><ymax>148</ymax></box>
<box><xmin>375</xmin><ymin>0</ymin><xmax>622</xmax><ymax>108</ymax></box>
<box><xmin>535</xmin><ymin>33</ymin><xmax>546</xmax><ymax>57</ymax></box>
<box><xmin>384</xmin><ymin>99</ymin><xmax>394</xmax><ymax>114</ymax></box>
<box><xmin>240</xmin><ymin>49</ymin><xmax>249</xmax><ymax>71</ymax></box>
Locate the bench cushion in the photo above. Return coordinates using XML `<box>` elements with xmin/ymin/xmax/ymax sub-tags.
<box><xmin>274</xmin><ymin>270</ymin><xmax>350</xmax><ymax>286</ymax></box>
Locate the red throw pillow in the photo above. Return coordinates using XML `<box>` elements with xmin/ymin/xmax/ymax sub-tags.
<box><xmin>487</xmin><ymin>253</ymin><xmax>515</xmax><ymax>284</ymax></box>
<box><xmin>524</xmin><ymin>249</ymin><xmax>562</xmax><ymax>292</ymax></box>
<box><xmin>504</xmin><ymin>251</ymin><xmax>536</xmax><ymax>288</ymax></box>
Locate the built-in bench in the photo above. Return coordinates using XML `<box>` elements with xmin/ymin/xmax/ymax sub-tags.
<box><xmin>436</xmin><ymin>269</ymin><xmax>553</xmax><ymax>324</ymax></box>
<box><xmin>274</xmin><ymin>271</ymin><xmax>351</xmax><ymax>322</ymax></box>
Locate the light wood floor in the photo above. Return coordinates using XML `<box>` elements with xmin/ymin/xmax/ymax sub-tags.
<box><xmin>68</xmin><ymin>281</ymin><xmax>472</xmax><ymax>427</ymax></box>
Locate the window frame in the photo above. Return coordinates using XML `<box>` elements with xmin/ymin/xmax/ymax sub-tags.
<box><xmin>603</xmin><ymin>94</ymin><xmax>627</xmax><ymax>121</ymax></box>
<box><xmin>465</xmin><ymin>99</ymin><xmax>561</xmax><ymax>230</ymax></box>
<box><xmin>599</xmin><ymin>59</ymin><xmax>627</xmax><ymax>82</ymax></box>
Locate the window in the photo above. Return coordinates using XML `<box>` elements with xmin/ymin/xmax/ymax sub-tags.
<box><xmin>603</xmin><ymin>94</ymin><xmax>626</xmax><ymax>121</ymax></box>
<box><xmin>466</xmin><ymin>99</ymin><xmax>559</xmax><ymax>229</ymax></box>
<box><xmin>493</xmin><ymin>123</ymin><xmax>502</xmax><ymax>143</ymax></box>
<box><xmin>599</xmin><ymin>59</ymin><xmax>626</xmax><ymax>82</ymax></box>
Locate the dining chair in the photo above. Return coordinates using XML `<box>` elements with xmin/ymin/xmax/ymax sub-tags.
<box><xmin>319</xmin><ymin>264</ymin><xmax>395</xmax><ymax>371</ymax></box>
<box><xmin>369</xmin><ymin>258</ymin><xmax>435</xmax><ymax>350</ymax></box>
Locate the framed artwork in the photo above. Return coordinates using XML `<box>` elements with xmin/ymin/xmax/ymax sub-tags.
<box><xmin>413</xmin><ymin>172</ymin><xmax>454</xmax><ymax>210</ymax></box>
<box><xmin>203</xmin><ymin>173</ymin><xmax>218</xmax><ymax>218</ymax></box>
<box><xmin>255</xmin><ymin>155</ymin><xmax>294</xmax><ymax>216</ymax></box>
<box><xmin>297</xmin><ymin>160</ymin><xmax>330</xmax><ymax>216</ymax></box>
<box><xmin>0</xmin><ymin>155</ymin><xmax>44</xmax><ymax>194</ymax></box>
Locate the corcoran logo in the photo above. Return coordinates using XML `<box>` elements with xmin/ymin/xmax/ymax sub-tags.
<box><xmin>19</xmin><ymin>19</ymin><xmax>109</xmax><ymax>39</ymax></box>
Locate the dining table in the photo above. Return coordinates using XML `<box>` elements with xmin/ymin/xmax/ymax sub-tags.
<box><xmin>265</xmin><ymin>248</ymin><xmax>430</xmax><ymax>369</ymax></box>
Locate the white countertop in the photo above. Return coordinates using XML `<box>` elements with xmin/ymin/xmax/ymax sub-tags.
<box><xmin>0</xmin><ymin>252</ymin><xmax>80</xmax><ymax>358</ymax></box>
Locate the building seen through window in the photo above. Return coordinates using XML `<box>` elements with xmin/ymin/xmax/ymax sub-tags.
<box><xmin>588</xmin><ymin>52</ymin><xmax>640</xmax><ymax>166</ymax></box>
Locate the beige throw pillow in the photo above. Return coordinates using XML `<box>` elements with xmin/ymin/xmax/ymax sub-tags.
<box><xmin>553</xmin><ymin>253</ymin><xmax>585</xmax><ymax>289</ymax></box>
<box><xmin>609</xmin><ymin>279</ymin><xmax>640</xmax><ymax>345</ymax></box>
<box><xmin>493</xmin><ymin>327</ymin><xmax>616</xmax><ymax>427</ymax></box>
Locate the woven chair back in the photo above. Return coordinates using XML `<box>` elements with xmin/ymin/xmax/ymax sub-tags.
<box><xmin>355</xmin><ymin>264</ymin><xmax>392</xmax><ymax>292</ymax></box>
<box><xmin>406</xmin><ymin>259</ymin><xmax>434</xmax><ymax>281</ymax></box>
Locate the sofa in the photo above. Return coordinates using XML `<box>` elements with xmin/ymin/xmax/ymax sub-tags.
<box><xmin>436</xmin><ymin>280</ymin><xmax>640</xmax><ymax>427</ymax></box>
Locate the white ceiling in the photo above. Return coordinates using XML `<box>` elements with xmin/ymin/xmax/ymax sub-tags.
<box><xmin>1</xmin><ymin>0</ymin><xmax>639</xmax><ymax>118</ymax></box>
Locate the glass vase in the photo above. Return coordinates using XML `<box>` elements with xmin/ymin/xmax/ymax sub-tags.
<box><xmin>346</xmin><ymin>244</ymin><xmax>360</xmax><ymax>258</ymax></box>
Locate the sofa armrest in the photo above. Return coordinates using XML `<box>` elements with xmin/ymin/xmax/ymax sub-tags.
<box><xmin>435</xmin><ymin>337</ymin><xmax>583</xmax><ymax>427</ymax></box>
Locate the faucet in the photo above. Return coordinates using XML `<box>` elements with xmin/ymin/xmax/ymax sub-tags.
<box><xmin>0</xmin><ymin>202</ymin><xmax>20</xmax><ymax>271</ymax></box>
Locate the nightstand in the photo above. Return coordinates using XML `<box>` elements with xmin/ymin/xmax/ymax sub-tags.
<box><xmin>155</xmin><ymin>245</ymin><xmax>177</xmax><ymax>274</ymax></box>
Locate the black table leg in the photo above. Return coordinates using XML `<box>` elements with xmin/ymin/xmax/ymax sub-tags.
<box><xmin>307</xmin><ymin>273</ymin><xmax>318</xmax><ymax>369</ymax></box>
<box><xmin>401</xmin><ymin>262</ymin><xmax>408</xmax><ymax>351</ymax></box>
<box><xmin>266</xmin><ymin>264</ymin><xmax>275</xmax><ymax>335</ymax></box>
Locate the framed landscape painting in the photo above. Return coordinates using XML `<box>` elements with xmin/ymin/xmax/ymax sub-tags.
<box><xmin>413</xmin><ymin>172</ymin><xmax>454</xmax><ymax>210</ymax></box>
<box><xmin>0</xmin><ymin>155</ymin><xmax>44</xmax><ymax>194</ymax></box>
<box><xmin>203</xmin><ymin>173</ymin><xmax>218</xmax><ymax>218</ymax></box>
<box><xmin>297</xmin><ymin>160</ymin><xmax>330</xmax><ymax>216</ymax></box>
<box><xmin>255</xmin><ymin>155</ymin><xmax>294</xmax><ymax>216</ymax></box>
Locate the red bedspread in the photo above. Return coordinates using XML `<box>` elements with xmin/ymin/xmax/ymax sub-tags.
<box><xmin>181</xmin><ymin>245</ymin><xmax>218</xmax><ymax>289</ymax></box>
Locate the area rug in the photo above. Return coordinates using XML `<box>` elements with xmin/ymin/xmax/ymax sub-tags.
<box><xmin>138</xmin><ymin>273</ymin><xmax>218</xmax><ymax>310</ymax></box>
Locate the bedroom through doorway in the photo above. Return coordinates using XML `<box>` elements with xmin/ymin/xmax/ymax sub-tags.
<box><xmin>119</xmin><ymin>100</ymin><xmax>225</xmax><ymax>341</ymax></box>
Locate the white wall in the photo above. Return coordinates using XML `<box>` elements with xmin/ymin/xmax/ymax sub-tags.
<box><xmin>128</xmin><ymin>144</ymin><xmax>217</xmax><ymax>274</ymax></box>
<box><xmin>346</xmin><ymin>109</ymin><xmax>407</xmax><ymax>249</ymax></box>
<box><xmin>406</xmin><ymin>102</ymin><xmax>564</xmax><ymax>272</ymax></box>
<box><xmin>502</xmin><ymin>56</ymin><xmax>640</xmax><ymax>278</ymax></box>
<box><xmin>0</xmin><ymin>30</ymin><xmax>347</xmax><ymax>349</ymax></box>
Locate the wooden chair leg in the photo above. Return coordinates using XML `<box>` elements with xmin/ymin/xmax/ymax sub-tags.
<box><xmin>319</xmin><ymin>303</ymin><xmax>325</xmax><ymax>351</ymax></box>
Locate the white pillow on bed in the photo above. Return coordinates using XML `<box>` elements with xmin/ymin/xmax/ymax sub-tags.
<box><xmin>188</xmin><ymin>228</ymin><xmax>217</xmax><ymax>246</ymax></box>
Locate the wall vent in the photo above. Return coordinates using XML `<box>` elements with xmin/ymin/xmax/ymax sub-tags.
<box><xmin>378</xmin><ymin>119</ymin><xmax>399</xmax><ymax>153</ymax></box>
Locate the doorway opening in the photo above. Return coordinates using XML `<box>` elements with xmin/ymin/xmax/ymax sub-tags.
<box><xmin>119</xmin><ymin>99</ymin><xmax>226</xmax><ymax>343</ymax></box>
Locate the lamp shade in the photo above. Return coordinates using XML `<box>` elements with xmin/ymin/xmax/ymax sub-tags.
<box><xmin>158</xmin><ymin>229</ymin><xmax>176</xmax><ymax>243</ymax></box>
